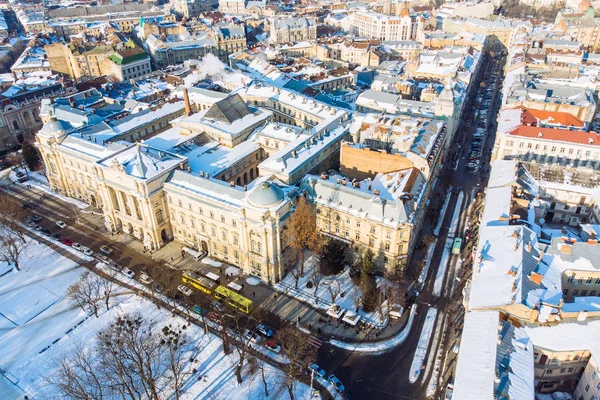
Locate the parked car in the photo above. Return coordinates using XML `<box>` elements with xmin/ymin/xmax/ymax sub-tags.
<box><xmin>139</xmin><ymin>273</ymin><xmax>153</xmax><ymax>284</ymax></box>
<box><xmin>40</xmin><ymin>227</ymin><xmax>51</xmax><ymax>236</ymax></box>
<box><xmin>22</xmin><ymin>202</ymin><xmax>34</xmax><ymax>210</ymax></box>
<box><xmin>178</xmin><ymin>285</ymin><xmax>193</xmax><ymax>296</ymax></box>
<box><xmin>208</xmin><ymin>312</ymin><xmax>222</xmax><ymax>325</ymax></box>
<box><xmin>265</xmin><ymin>340</ymin><xmax>281</xmax><ymax>353</ymax></box>
<box><xmin>309</xmin><ymin>364</ymin><xmax>326</xmax><ymax>378</ymax></box>
<box><xmin>26</xmin><ymin>219</ymin><xmax>36</xmax><ymax>227</ymax></box>
<box><xmin>52</xmin><ymin>233</ymin><xmax>63</xmax><ymax>241</ymax></box>
<box><xmin>211</xmin><ymin>300</ymin><xmax>225</xmax><ymax>312</ymax></box>
<box><xmin>72</xmin><ymin>242</ymin><xmax>82</xmax><ymax>251</ymax></box>
<box><xmin>34</xmin><ymin>225</ymin><xmax>43</xmax><ymax>231</ymax></box>
<box><xmin>243</xmin><ymin>329</ymin><xmax>261</xmax><ymax>344</ymax></box>
<box><xmin>61</xmin><ymin>238</ymin><xmax>74</xmax><ymax>246</ymax></box>
<box><xmin>328</xmin><ymin>375</ymin><xmax>345</xmax><ymax>392</ymax></box>
<box><xmin>154</xmin><ymin>283</ymin><xmax>164</xmax><ymax>293</ymax></box>
<box><xmin>100</xmin><ymin>245</ymin><xmax>113</xmax><ymax>255</ymax></box>
<box><xmin>55</xmin><ymin>221</ymin><xmax>67</xmax><ymax>229</ymax></box>
<box><xmin>82</xmin><ymin>247</ymin><xmax>94</xmax><ymax>256</ymax></box>
<box><xmin>256</xmin><ymin>324</ymin><xmax>275</xmax><ymax>338</ymax></box>
<box><xmin>121</xmin><ymin>268</ymin><xmax>135</xmax><ymax>278</ymax></box>
<box><xmin>30</xmin><ymin>214</ymin><xmax>41</xmax><ymax>222</ymax></box>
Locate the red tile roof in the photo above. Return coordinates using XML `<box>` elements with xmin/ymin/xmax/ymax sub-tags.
<box><xmin>508</xmin><ymin>125</ymin><xmax>600</xmax><ymax>146</ymax></box>
<box><xmin>521</xmin><ymin>108</ymin><xmax>585</xmax><ymax>128</ymax></box>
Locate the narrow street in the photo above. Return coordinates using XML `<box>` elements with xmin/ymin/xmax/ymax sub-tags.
<box><xmin>316</xmin><ymin>55</ymin><xmax>505</xmax><ymax>399</ymax></box>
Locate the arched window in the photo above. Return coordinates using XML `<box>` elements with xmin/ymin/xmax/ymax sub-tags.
<box><xmin>12</xmin><ymin>120</ymin><xmax>19</xmax><ymax>130</ymax></box>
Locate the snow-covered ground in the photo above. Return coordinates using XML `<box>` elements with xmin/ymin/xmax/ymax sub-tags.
<box><xmin>0</xmin><ymin>237</ymin><xmax>314</xmax><ymax>400</ymax></box>
<box><xmin>329</xmin><ymin>304</ymin><xmax>417</xmax><ymax>354</ymax></box>
<box><xmin>274</xmin><ymin>255</ymin><xmax>389</xmax><ymax>328</ymax></box>
<box><xmin>409</xmin><ymin>307</ymin><xmax>438</xmax><ymax>384</ymax></box>
<box><xmin>425</xmin><ymin>313</ymin><xmax>447</xmax><ymax>397</ymax></box>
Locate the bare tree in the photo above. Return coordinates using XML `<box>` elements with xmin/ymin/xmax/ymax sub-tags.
<box><xmin>0</xmin><ymin>232</ymin><xmax>30</xmax><ymax>272</ymax></box>
<box><xmin>48</xmin><ymin>345</ymin><xmax>106</xmax><ymax>400</ymax></box>
<box><xmin>67</xmin><ymin>271</ymin><xmax>103</xmax><ymax>318</ymax></box>
<box><xmin>49</xmin><ymin>314</ymin><xmax>196</xmax><ymax>400</ymax></box>
<box><xmin>291</xmin><ymin>262</ymin><xmax>302</xmax><ymax>289</ymax></box>
<box><xmin>278</xmin><ymin>325</ymin><xmax>317</xmax><ymax>400</ymax></box>
<box><xmin>162</xmin><ymin>324</ymin><xmax>194</xmax><ymax>400</ymax></box>
<box><xmin>257</xmin><ymin>358</ymin><xmax>271</xmax><ymax>397</ymax></box>
<box><xmin>289</xmin><ymin>196</ymin><xmax>318</xmax><ymax>276</ymax></box>
<box><xmin>326</xmin><ymin>280</ymin><xmax>342</xmax><ymax>303</ymax></box>
<box><xmin>225</xmin><ymin>309</ymin><xmax>261</xmax><ymax>384</ymax></box>
<box><xmin>311</xmin><ymin>262</ymin><xmax>323</xmax><ymax>296</ymax></box>
<box><xmin>0</xmin><ymin>193</ymin><xmax>30</xmax><ymax>271</ymax></box>
<box><xmin>99</xmin><ymin>271</ymin><xmax>117</xmax><ymax>311</ymax></box>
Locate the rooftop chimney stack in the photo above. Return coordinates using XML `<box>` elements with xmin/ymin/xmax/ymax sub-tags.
<box><xmin>183</xmin><ymin>87</ymin><xmax>192</xmax><ymax>117</ymax></box>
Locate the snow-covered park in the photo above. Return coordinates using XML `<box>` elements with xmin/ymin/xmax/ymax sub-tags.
<box><xmin>0</xmin><ymin>237</ymin><xmax>314</xmax><ymax>399</ymax></box>
<box><xmin>274</xmin><ymin>254</ymin><xmax>391</xmax><ymax>328</ymax></box>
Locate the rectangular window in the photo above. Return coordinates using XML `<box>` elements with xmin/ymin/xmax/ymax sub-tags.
<box><xmin>355</xmin><ymin>233</ymin><xmax>360</xmax><ymax>240</ymax></box>
<box><xmin>369</xmin><ymin>238</ymin><xmax>374</xmax><ymax>246</ymax></box>
<box><xmin>567</xmin><ymin>275</ymin><xmax>574</xmax><ymax>283</ymax></box>
<box><xmin>587</xmin><ymin>277</ymin><xmax>593</xmax><ymax>284</ymax></box>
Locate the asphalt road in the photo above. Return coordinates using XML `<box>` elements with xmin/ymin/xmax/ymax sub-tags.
<box><xmin>316</xmin><ymin>55</ymin><xmax>506</xmax><ymax>400</ymax></box>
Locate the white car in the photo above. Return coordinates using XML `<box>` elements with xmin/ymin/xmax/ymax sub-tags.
<box><xmin>82</xmin><ymin>247</ymin><xmax>94</xmax><ymax>256</ymax></box>
<box><xmin>243</xmin><ymin>329</ymin><xmax>261</xmax><ymax>344</ymax></box>
<box><xmin>139</xmin><ymin>273</ymin><xmax>153</xmax><ymax>284</ymax></box>
<box><xmin>72</xmin><ymin>242</ymin><xmax>82</xmax><ymax>251</ymax></box>
<box><xmin>56</xmin><ymin>221</ymin><xmax>67</xmax><ymax>229</ymax></box>
<box><xmin>121</xmin><ymin>268</ymin><xmax>135</xmax><ymax>279</ymax></box>
<box><xmin>177</xmin><ymin>285</ymin><xmax>193</xmax><ymax>296</ymax></box>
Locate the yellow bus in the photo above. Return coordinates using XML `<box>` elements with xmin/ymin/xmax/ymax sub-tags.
<box><xmin>214</xmin><ymin>285</ymin><xmax>254</xmax><ymax>314</ymax></box>
<box><xmin>182</xmin><ymin>272</ymin><xmax>218</xmax><ymax>295</ymax></box>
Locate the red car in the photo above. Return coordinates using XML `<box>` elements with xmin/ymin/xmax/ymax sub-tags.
<box><xmin>61</xmin><ymin>238</ymin><xmax>73</xmax><ymax>246</ymax></box>
<box><xmin>208</xmin><ymin>312</ymin><xmax>222</xmax><ymax>325</ymax></box>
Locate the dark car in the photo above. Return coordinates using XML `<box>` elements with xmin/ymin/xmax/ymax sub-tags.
<box><xmin>22</xmin><ymin>202</ymin><xmax>34</xmax><ymax>210</ymax></box>
<box><xmin>40</xmin><ymin>228</ymin><xmax>51</xmax><ymax>236</ymax></box>
<box><xmin>52</xmin><ymin>233</ymin><xmax>63</xmax><ymax>241</ymax></box>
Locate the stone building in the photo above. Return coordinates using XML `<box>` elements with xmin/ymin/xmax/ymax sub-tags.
<box><xmin>268</xmin><ymin>17</ymin><xmax>317</xmax><ymax>44</ymax></box>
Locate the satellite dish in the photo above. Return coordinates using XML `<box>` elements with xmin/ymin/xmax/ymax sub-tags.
<box><xmin>538</xmin><ymin>218</ymin><xmax>545</xmax><ymax>225</ymax></box>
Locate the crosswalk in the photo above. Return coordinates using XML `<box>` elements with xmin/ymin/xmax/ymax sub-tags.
<box><xmin>306</xmin><ymin>334</ymin><xmax>323</xmax><ymax>349</ymax></box>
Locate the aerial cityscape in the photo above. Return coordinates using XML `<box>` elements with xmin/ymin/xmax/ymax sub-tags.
<box><xmin>0</xmin><ymin>0</ymin><xmax>599</xmax><ymax>399</ymax></box>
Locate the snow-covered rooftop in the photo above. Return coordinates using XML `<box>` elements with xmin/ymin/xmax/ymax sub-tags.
<box><xmin>99</xmin><ymin>143</ymin><xmax>186</xmax><ymax>180</ymax></box>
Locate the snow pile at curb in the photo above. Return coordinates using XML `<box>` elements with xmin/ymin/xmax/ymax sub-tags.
<box><xmin>328</xmin><ymin>304</ymin><xmax>417</xmax><ymax>354</ymax></box>
<box><xmin>433</xmin><ymin>186</ymin><xmax>452</xmax><ymax>237</ymax></box>
<box><xmin>409</xmin><ymin>307</ymin><xmax>438</xmax><ymax>383</ymax></box>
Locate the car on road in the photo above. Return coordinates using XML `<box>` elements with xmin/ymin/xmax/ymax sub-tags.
<box><xmin>265</xmin><ymin>340</ymin><xmax>281</xmax><ymax>353</ymax></box>
<box><xmin>26</xmin><ymin>219</ymin><xmax>36</xmax><ymax>227</ymax></box>
<box><xmin>61</xmin><ymin>238</ymin><xmax>73</xmax><ymax>246</ymax></box>
<box><xmin>328</xmin><ymin>375</ymin><xmax>345</xmax><ymax>392</ymax></box>
<box><xmin>40</xmin><ymin>227</ymin><xmax>51</xmax><ymax>236</ymax></box>
<box><xmin>71</xmin><ymin>242</ymin><xmax>82</xmax><ymax>251</ymax></box>
<box><xmin>154</xmin><ymin>283</ymin><xmax>164</xmax><ymax>293</ymax></box>
<box><xmin>177</xmin><ymin>285</ymin><xmax>193</xmax><ymax>296</ymax></box>
<box><xmin>243</xmin><ymin>329</ymin><xmax>261</xmax><ymax>344</ymax></box>
<box><xmin>139</xmin><ymin>273</ymin><xmax>153</xmax><ymax>285</ymax></box>
<box><xmin>82</xmin><ymin>247</ymin><xmax>94</xmax><ymax>256</ymax></box>
<box><xmin>211</xmin><ymin>300</ymin><xmax>225</xmax><ymax>312</ymax></box>
<box><xmin>309</xmin><ymin>364</ymin><xmax>326</xmax><ymax>378</ymax></box>
<box><xmin>22</xmin><ymin>202</ymin><xmax>34</xmax><ymax>210</ymax></box>
<box><xmin>52</xmin><ymin>233</ymin><xmax>63</xmax><ymax>241</ymax></box>
<box><xmin>55</xmin><ymin>221</ymin><xmax>66</xmax><ymax>229</ymax></box>
<box><xmin>100</xmin><ymin>245</ymin><xmax>113</xmax><ymax>255</ymax></box>
<box><xmin>208</xmin><ymin>312</ymin><xmax>222</xmax><ymax>325</ymax></box>
<box><xmin>33</xmin><ymin>224</ymin><xmax>42</xmax><ymax>231</ymax></box>
<box><xmin>30</xmin><ymin>214</ymin><xmax>41</xmax><ymax>222</ymax></box>
<box><xmin>256</xmin><ymin>324</ymin><xmax>275</xmax><ymax>338</ymax></box>
<box><xmin>121</xmin><ymin>268</ymin><xmax>135</xmax><ymax>278</ymax></box>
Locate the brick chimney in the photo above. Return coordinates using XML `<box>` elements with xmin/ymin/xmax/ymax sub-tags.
<box><xmin>183</xmin><ymin>87</ymin><xmax>192</xmax><ymax>117</ymax></box>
